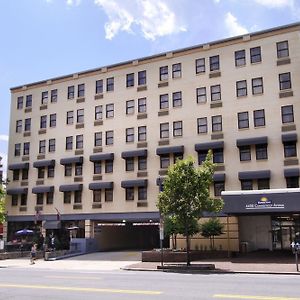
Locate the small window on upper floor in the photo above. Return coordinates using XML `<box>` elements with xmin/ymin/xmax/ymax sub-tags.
<box><xmin>51</xmin><ymin>89</ymin><xmax>57</xmax><ymax>103</ymax></box>
<box><xmin>197</xmin><ymin>117</ymin><xmax>207</xmax><ymax>134</ymax></box>
<box><xmin>106</xmin><ymin>77</ymin><xmax>114</xmax><ymax>92</ymax></box>
<box><xmin>209</xmin><ymin>55</ymin><xmax>219</xmax><ymax>71</ymax></box>
<box><xmin>24</xmin><ymin>118</ymin><xmax>31</xmax><ymax>132</ymax></box>
<box><xmin>41</xmin><ymin>91</ymin><xmax>48</xmax><ymax>105</ymax></box>
<box><xmin>26</xmin><ymin>95</ymin><xmax>32</xmax><ymax>108</ymax></box>
<box><xmin>160</xmin><ymin>122</ymin><xmax>169</xmax><ymax>139</ymax></box>
<box><xmin>210</xmin><ymin>84</ymin><xmax>221</xmax><ymax>101</ymax></box>
<box><xmin>236</xmin><ymin>80</ymin><xmax>247</xmax><ymax>97</ymax></box>
<box><xmin>17</xmin><ymin>96</ymin><xmax>23</xmax><ymax>109</ymax></box>
<box><xmin>66</xmin><ymin>111</ymin><xmax>74</xmax><ymax>125</ymax></box>
<box><xmin>105</xmin><ymin>130</ymin><xmax>114</xmax><ymax>145</ymax></box>
<box><xmin>138</xmin><ymin>126</ymin><xmax>146</xmax><ymax>142</ymax></box>
<box><xmin>253</xmin><ymin>109</ymin><xmax>265</xmax><ymax>127</ymax></box>
<box><xmin>77</xmin><ymin>109</ymin><xmax>84</xmax><ymax>123</ymax></box>
<box><xmin>126</xmin><ymin>127</ymin><xmax>134</xmax><ymax>143</ymax></box>
<box><xmin>172</xmin><ymin>91</ymin><xmax>182</xmax><ymax>107</ymax></box>
<box><xmin>96</xmin><ymin>80</ymin><xmax>103</xmax><ymax>94</ymax></box>
<box><xmin>277</xmin><ymin>41</ymin><xmax>289</xmax><ymax>59</ymax></box>
<box><xmin>126</xmin><ymin>73</ymin><xmax>134</xmax><ymax>87</ymax></box>
<box><xmin>40</xmin><ymin>115</ymin><xmax>47</xmax><ymax>129</ymax></box>
<box><xmin>50</xmin><ymin>114</ymin><xmax>56</xmax><ymax>127</ymax></box>
<box><xmin>237</xmin><ymin>111</ymin><xmax>249</xmax><ymax>129</ymax></box>
<box><xmin>95</xmin><ymin>105</ymin><xmax>103</xmax><ymax>120</ymax></box>
<box><xmin>235</xmin><ymin>50</ymin><xmax>246</xmax><ymax>67</ymax></box>
<box><xmin>173</xmin><ymin>121</ymin><xmax>183</xmax><ymax>137</ymax></box>
<box><xmin>250</xmin><ymin>46</ymin><xmax>261</xmax><ymax>63</ymax></box>
<box><xmin>279</xmin><ymin>72</ymin><xmax>291</xmax><ymax>90</ymax></box>
<box><xmin>78</xmin><ymin>84</ymin><xmax>85</xmax><ymax>98</ymax></box>
<box><xmin>126</xmin><ymin>100</ymin><xmax>134</xmax><ymax>115</ymax></box>
<box><xmin>160</xmin><ymin>66</ymin><xmax>168</xmax><ymax>81</ymax></box>
<box><xmin>195</xmin><ymin>58</ymin><xmax>205</xmax><ymax>74</ymax></box>
<box><xmin>172</xmin><ymin>63</ymin><xmax>181</xmax><ymax>78</ymax></box>
<box><xmin>16</xmin><ymin>120</ymin><xmax>22</xmax><ymax>133</ymax></box>
<box><xmin>68</xmin><ymin>86</ymin><xmax>75</xmax><ymax>99</ymax></box>
<box><xmin>196</xmin><ymin>87</ymin><xmax>207</xmax><ymax>104</ymax></box>
<box><xmin>138</xmin><ymin>70</ymin><xmax>146</xmax><ymax>86</ymax></box>
<box><xmin>94</xmin><ymin>132</ymin><xmax>102</xmax><ymax>147</ymax></box>
<box><xmin>49</xmin><ymin>138</ymin><xmax>56</xmax><ymax>152</ymax></box>
<box><xmin>252</xmin><ymin>77</ymin><xmax>263</xmax><ymax>95</ymax></box>
<box><xmin>211</xmin><ymin>115</ymin><xmax>222</xmax><ymax>132</ymax></box>
<box><xmin>160</xmin><ymin>94</ymin><xmax>169</xmax><ymax>110</ymax></box>
<box><xmin>281</xmin><ymin>105</ymin><xmax>294</xmax><ymax>124</ymax></box>
<box><xmin>106</xmin><ymin>103</ymin><xmax>114</xmax><ymax>118</ymax></box>
<box><xmin>39</xmin><ymin>140</ymin><xmax>46</xmax><ymax>154</ymax></box>
<box><xmin>76</xmin><ymin>134</ymin><xmax>83</xmax><ymax>149</ymax></box>
<box><xmin>138</xmin><ymin>97</ymin><xmax>146</xmax><ymax>113</ymax></box>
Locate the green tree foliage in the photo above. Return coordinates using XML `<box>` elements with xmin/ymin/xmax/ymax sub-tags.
<box><xmin>201</xmin><ymin>218</ymin><xmax>224</xmax><ymax>250</ymax></box>
<box><xmin>157</xmin><ymin>153</ymin><xmax>223</xmax><ymax>265</ymax></box>
<box><xmin>0</xmin><ymin>186</ymin><xmax>6</xmax><ymax>224</ymax></box>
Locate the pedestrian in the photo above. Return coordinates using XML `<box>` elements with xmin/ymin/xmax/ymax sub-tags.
<box><xmin>30</xmin><ymin>243</ymin><xmax>37</xmax><ymax>265</ymax></box>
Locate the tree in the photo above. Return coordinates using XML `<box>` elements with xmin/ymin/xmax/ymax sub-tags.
<box><xmin>157</xmin><ymin>153</ymin><xmax>223</xmax><ymax>266</ymax></box>
<box><xmin>201</xmin><ymin>218</ymin><xmax>224</xmax><ymax>250</ymax></box>
<box><xmin>0</xmin><ymin>186</ymin><xmax>6</xmax><ymax>224</ymax></box>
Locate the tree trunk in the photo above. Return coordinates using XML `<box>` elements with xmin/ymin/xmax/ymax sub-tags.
<box><xmin>174</xmin><ymin>234</ymin><xmax>177</xmax><ymax>249</ymax></box>
<box><xmin>185</xmin><ymin>220</ymin><xmax>190</xmax><ymax>266</ymax></box>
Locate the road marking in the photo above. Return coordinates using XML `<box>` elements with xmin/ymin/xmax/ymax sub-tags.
<box><xmin>0</xmin><ymin>283</ymin><xmax>162</xmax><ymax>295</ymax></box>
<box><xmin>214</xmin><ymin>294</ymin><xmax>300</xmax><ymax>300</ymax></box>
<box><xmin>46</xmin><ymin>276</ymin><xmax>101</xmax><ymax>280</ymax></box>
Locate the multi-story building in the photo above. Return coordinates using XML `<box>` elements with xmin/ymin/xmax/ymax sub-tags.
<box><xmin>5</xmin><ymin>22</ymin><xmax>300</xmax><ymax>252</ymax></box>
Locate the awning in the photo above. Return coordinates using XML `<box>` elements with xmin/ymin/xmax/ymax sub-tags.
<box><xmin>32</xmin><ymin>186</ymin><xmax>54</xmax><ymax>194</ymax></box>
<box><xmin>121</xmin><ymin>149</ymin><xmax>147</xmax><ymax>158</ymax></box>
<box><xmin>43</xmin><ymin>220</ymin><xmax>61</xmax><ymax>230</ymax></box>
<box><xmin>33</xmin><ymin>160</ymin><xmax>55</xmax><ymax>168</ymax></box>
<box><xmin>284</xmin><ymin>168</ymin><xmax>300</xmax><ymax>178</ymax></box>
<box><xmin>8</xmin><ymin>163</ymin><xmax>29</xmax><ymax>170</ymax></box>
<box><xmin>213</xmin><ymin>173</ymin><xmax>225</xmax><ymax>182</ymax></box>
<box><xmin>236</xmin><ymin>136</ymin><xmax>268</xmax><ymax>147</ymax></box>
<box><xmin>60</xmin><ymin>156</ymin><xmax>83</xmax><ymax>165</ymax></box>
<box><xmin>156</xmin><ymin>145</ymin><xmax>184</xmax><ymax>156</ymax></box>
<box><xmin>222</xmin><ymin>188</ymin><xmax>300</xmax><ymax>214</ymax></box>
<box><xmin>6</xmin><ymin>188</ymin><xmax>28</xmax><ymax>195</ymax></box>
<box><xmin>59</xmin><ymin>184</ymin><xmax>83</xmax><ymax>192</ymax></box>
<box><xmin>89</xmin><ymin>153</ymin><xmax>114</xmax><ymax>162</ymax></box>
<box><xmin>282</xmin><ymin>133</ymin><xmax>297</xmax><ymax>142</ymax></box>
<box><xmin>121</xmin><ymin>179</ymin><xmax>148</xmax><ymax>188</ymax></box>
<box><xmin>89</xmin><ymin>182</ymin><xmax>114</xmax><ymax>190</ymax></box>
<box><xmin>238</xmin><ymin>170</ymin><xmax>270</xmax><ymax>180</ymax></box>
<box><xmin>195</xmin><ymin>141</ymin><xmax>224</xmax><ymax>152</ymax></box>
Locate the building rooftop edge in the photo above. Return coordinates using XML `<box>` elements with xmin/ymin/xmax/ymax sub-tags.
<box><xmin>10</xmin><ymin>21</ymin><xmax>300</xmax><ymax>92</ymax></box>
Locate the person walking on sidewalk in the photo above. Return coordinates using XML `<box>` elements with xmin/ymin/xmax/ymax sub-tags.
<box><xmin>30</xmin><ymin>243</ymin><xmax>37</xmax><ymax>265</ymax></box>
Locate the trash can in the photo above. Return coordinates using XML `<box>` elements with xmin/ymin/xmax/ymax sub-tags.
<box><xmin>44</xmin><ymin>251</ymin><xmax>50</xmax><ymax>261</ymax></box>
<box><xmin>240</xmin><ymin>241</ymin><xmax>248</xmax><ymax>253</ymax></box>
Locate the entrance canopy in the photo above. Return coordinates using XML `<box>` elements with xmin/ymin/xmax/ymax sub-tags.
<box><xmin>222</xmin><ymin>188</ymin><xmax>300</xmax><ymax>215</ymax></box>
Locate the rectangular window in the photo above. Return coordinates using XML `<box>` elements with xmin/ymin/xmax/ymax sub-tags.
<box><xmin>105</xmin><ymin>188</ymin><xmax>113</xmax><ymax>202</ymax></box>
<box><xmin>160</xmin><ymin>154</ymin><xmax>170</xmax><ymax>169</ymax></box>
<box><xmin>257</xmin><ymin>179</ymin><xmax>270</xmax><ymax>190</ymax></box>
<box><xmin>138</xmin><ymin>98</ymin><xmax>146</xmax><ymax>113</ymax></box>
<box><xmin>126</xmin><ymin>73</ymin><xmax>134</xmax><ymax>87</ymax></box>
<box><xmin>279</xmin><ymin>72</ymin><xmax>291</xmax><ymax>90</ymax></box>
<box><xmin>213</xmin><ymin>148</ymin><xmax>224</xmax><ymax>163</ymax></box>
<box><xmin>241</xmin><ymin>180</ymin><xmax>253</xmax><ymax>190</ymax></box>
<box><xmin>64</xmin><ymin>191</ymin><xmax>71</xmax><ymax>204</ymax></box>
<box><xmin>40</xmin><ymin>115</ymin><xmax>47</xmax><ymax>129</ymax></box>
<box><xmin>286</xmin><ymin>176</ymin><xmax>299</xmax><ymax>188</ymax></box>
<box><xmin>51</xmin><ymin>89</ymin><xmax>57</xmax><ymax>102</ymax></box>
<box><xmin>95</xmin><ymin>105</ymin><xmax>103</xmax><ymax>120</ymax></box>
<box><xmin>17</xmin><ymin>96</ymin><xmax>23</xmax><ymax>109</ymax></box>
<box><xmin>212</xmin><ymin>115</ymin><xmax>222</xmax><ymax>132</ymax></box>
<box><xmin>12</xmin><ymin>195</ymin><xmax>18</xmax><ymax>206</ymax></box>
<box><xmin>138</xmin><ymin>126</ymin><xmax>146</xmax><ymax>141</ymax></box>
<box><xmin>209</xmin><ymin>55</ymin><xmax>219</xmax><ymax>71</ymax></box>
<box><xmin>214</xmin><ymin>181</ymin><xmax>225</xmax><ymax>197</ymax></box>
<box><xmin>138</xmin><ymin>186</ymin><xmax>147</xmax><ymax>200</ymax></box>
<box><xmin>78</xmin><ymin>84</ymin><xmax>85</xmax><ymax>97</ymax></box>
<box><xmin>16</xmin><ymin>120</ymin><xmax>22</xmax><ymax>133</ymax></box>
<box><xmin>66</xmin><ymin>136</ymin><xmax>73</xmax><ymax>150</ymax></box>
<box><xmin>172</xmin><ymin>91</ymin><xmax>182</xmax><ymax>107</ymax></box>
<box><xmin>94</xmin><ymin>162</ymin><xmax>101</xmax><ymax>174</ymax></box>
<box><xmin>74</xmin><ymin>190</ymin><xmax>82</xmax><ymax>203</ymax></box>
<box><xmin>126</xmin><ymin>100</ymin><xmax>134</xmax><ymax>115</ymax></box>
<box><xmin>75</xmin><ymin>163</ymin><xmax>82</xmax><ymax>176</ymax></box>
<box><xmin>24</xmin><ymin>118</ymin><xmax>31</xmax><ymax>132</ymax></box>
<box><xmin>49</xmin><ymin>139</ymin><xmax>55</xmax><ymax>152</ymax></box>
<box><xmin>94</xmin><ymin>132</ymin><xmax>102</xmax><ymax>147</ymax></box>
<box><xmin>125</xmin><ymin>157</ymin><xmax>134</xmax><ymax>172</ymax></box>
<box><xmin>126</xmin><ymin>127</ymin><xmax>134</xmax><ymax>143</ymax></box>
<box><xmin>41</xmin><ymin>91</ymin><xmax>48</xmax><ymax>105</ymax></box>
<box><xmin>48</xmin><ymin>166</ymin><xmax>55</xmax><ymax>178</ymax></box>
<box><xmin>96</xmin><ymin>80</ymin><xmax>103</xmax><ymax>94</ymax></box>
<box><xmin>236</xmin><ymin>80</ymin><xmax>247</xmax><ymax>97</ymax></box>
<box><xmin>239</xmin><ymin>145</ymin><xmax>251</xmax><ymax>161</ymax></box>
<box><xmin>195</xmin><ymin>58</ymin><xmax>205</xmax><ymax>74</ymax></box>
<box><xmin>281</xmin><ymin>105</ymin><xmax>294</xmax><ymax>124</ymax></box>
<box><xmin>64</xmin><ymin>164</ymin><xmax>72</xmax><ymax>177</ymax></box>
<box><xmin>105</xmin><ymin>130</ymin><xmax>114</xmax><ymax>145</ymax></box>
<box><xmin>253</xmin><ymin>109</ymin><xmax>265</xmax><ymax>127</ymax></box>
<box><xmin>76</xmin><ymin>135</ymin><xmax>83</xmax><ymax>149</ymax></box>
<box><xmin>250</xmin><ymin>46</ymin><xmax>261</xmax><ymax>63</ymax></box>
<box><xmin>106</xmin><ymin>77</ymin><xmax>114</xmax><ymax>92</ymax></box>
<box><xmin>106</xmin><ymin>103</ymin><xmax>114</xmax><ymax>118</ymax></box>
<box><xmin>50</xmin><ymin>114</ymin><xmax>56</xmax><ymax>127</ymax></box>
<box><xmin>160</xmin><ymin>94</ymin><xmax>169</xmax><ymax>109</ymax></box>
<box><xmin>14</xmin><ymin>143</ymin><xmax>21</xmax><ymax>156</ymax></box>
<box><xmin>160</xmin><ymin>66</ymin><xmax>168</xmax><ymax>81</ymax></box>
<box><xmin>23</xmin><ymin>142</ymin><xmax>30</xmax><ymax>155</ymax></box>
<box><xmin>172</xmin><ymin>63</ymin><xmax>181</xmax><ymax>78</ymax></box>
<box><xmin>138</xmin><ymin>70</ymin><xmax>146</xmax><ymax>85</ymax></box>
<box><xmin>26</xmin><ymin>95</ymin><xmax>32</xmax><ymax>107</ymax></box>
<box><xmin>210</xmin><ymin>85</ymin><xmax>221</xmax><ymax>101</ymax></box>
<box><xmin>77</xmin><ymin>109</ymin><xmax>84</xmax><ymax>123</ymax></box>
<box><xmin>238</xmin><ymin>112</ymin><xmax>249</xmax><ymax>129</ymax></box>
<box><xmin>197</xmin><ymin>117</ymin><xmax>207</xmax><ymax>134</ymax></box>
<box><xmin>93</xmin><ymin>190</ymin><xmax>101</xmax><ymax>203</ymax></box>
<box><xmin>21</xmin><ymin>194</ymin><xmax>27</xmax><ymax>206</ymax></box>
<box><xmin>160</xmin><ymin>122</ymin><xmax>169</xmax><ymax>139</ymax></box>
<box><xmin>68</xmin><ymin>86</ymin><xmax>75</xmax><ymax>99</ymax></box>
<box><xmin>284</xmin><ymin>141</ymin><xmax>297</xmax><ymax>158</ymax></box>
<box><xmin>66</xmin><ymin>111</ymin><xmax>74</xmax><ymax>125</ymax></box>
<box><xmin>256</xmin><ymin>144</ymin><xmax>268</xmax><ymax>160</ymax></box>
<box><xmin>252</xmin><ymin>77</ymin><xmax>263</xmax><ymax>95</ymax></box>
<box><xmin>196</xmin><ymin>87</ymin><xmax>207</xmax><ymax>103</ymax></box>
<box><xmin>174</xmin><ymin>152</ymin><xmax>183</xmax><ymax>163</ymax></box>
<box><xmin>105</xmin><ymin>160</ymin><xmax>113</xmax><ymax>173</ymax></box>
<box><xmin>22</xmin><ymin>169</ymin><xmax>28</xmax><ymax>180</ymax></box>
<box><xmin>235</xmin><ymin>50</ymin><xmax>246</xmax><ymax>67</ymax></box>
<box><xmin>38</xmin><ymin>167</ymin><xmax>45</xmax><ymax>179</ymax></box>
<box><xmin>138</xmin><ymin>156</ymin><xmax>147</xmax><ymax>170</ymax></box>
<box><xmin>36</xmin><ymin>193</ymin><xmax>44</xmax><ymax>205</ymax></box>
<box><xmin>46</xmin><ymin>192</ymin><xmax>54</xmax><ymax>204</ymax></box>
<box><xmin>173</xmin><ymin>121</ymin><xmax>183</xmax><ymax>137</ymax></box>
<box><xmin>125</xmin><ymin>187</ymin><xmax>134</xmax><ymax>200</ymax></box>
<box><xmin>277</xmin><ymin>41</ymin><xmax>289</xmax><ymax>58</ymax></box>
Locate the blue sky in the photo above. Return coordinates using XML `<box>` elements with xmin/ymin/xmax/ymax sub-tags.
<box><xmin>0</xmin><ymin>0</ymin><xmax>299</xmax><ymax>176</ymax></box>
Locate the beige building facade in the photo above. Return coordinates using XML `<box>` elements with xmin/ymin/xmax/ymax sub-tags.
<box><xmin>5</xmin><ymin>22</ymin><xmax>300</xmax><ymax>252</ymax></box>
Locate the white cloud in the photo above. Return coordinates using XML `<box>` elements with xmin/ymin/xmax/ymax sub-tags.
<box><xmin>225</xmin><ymin>12</ymin><xmax>248</xmax><ymax>36</ymax></box>
<box><xmin>66</xmin><ymin>0</ymin><xmax>81</xmax><ymax>6</ymax></box>
<box><xmin>94</xmin><ymin>0</ymin><xmax>186</xmax><ymax>41</ymax></box>
<box><xmin>254</xmin><ymin>0</ymin><xmax>294</xmax><ymax>8</ymax></box>
<box><xmin>0</xmin><ymin>135</ymin><xmax>8</xmax><ymax>142</ymax></box>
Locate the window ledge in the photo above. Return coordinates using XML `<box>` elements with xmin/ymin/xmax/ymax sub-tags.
<box><xmin>282</xmin><ymin>124</ymin><xmax>296</xmax><ymax>132</ymax></box>
<box><xmin>137</xmin><ymin>142</ymin><xmax>147</xmax><ymax>148</ymax></box>
<box><xmin>40</xmin><ymin>104</ymin><xmax>48</xmax><ymax>110</ymax></box>
<box><xmin>24</xmin><ymin>107</ymin><xmax>32</xmax><ymax>113</ymax></box>
<box><xmin>158</xmin><ymin>110</ymin><xmax>169</xmax><ymax>116</ymax></box>
<box><xmin>19</xmin><ymin>206</ymin><xmax>27</xmax><ymax>212</ymax></box>
<box><xmin>93</xmin><ymin>147</ymin><xmax>103</xmax><ymax>153</ymax></box>
<box><xmin>137</xmin><ymin>171</ymin><xmax>148</xmax><ymax>177</ymax></box>
<box><xmin>94</xmin><ymin>120</ymin><xmax>103</xmax><ymax>126</ymax></box>
<box><xmin>37</xmin><ymin>154</ymin><xmax>46</xmax><ymax>160</ymax></box>
<box><xmin>74</xmin><ymin>176</ymin><xmax>83</xmax><ymax>182</ymax></box>
<box><xmin>158</xmin><ymin>81</ymin><xmax>169</xmax><ymax>88</ymax></box>
<box><xmin>21</xmin><ymin>181</ymin><xmax>28</xmax><ymax>186</ymax></box>
<box><xmin>211</xmin><ymin>133</ymin><xmax>224</xmax><ymax>140</ymax></box>
<box><xmin>94</xmin><ymin>94</ymin><xmax>104</xmax><ymax>100</ymax></box>
<box><xmin>137</xmin><ymin>85</ymin><xmax>147</xmax><ymax>92</ymax></box>
<box><xmin>23</xmin><ymin>131</ymin><xmax>31</xmax><ymax>137</ymax></box>
<box><xmin>73</xmin><ymin>204</ymin><xmax>82</xmax><ymax>210</ymax></box>
<box><xmin>22</xmin><ymin>156</ymin><xmax>30</xmax><ymax>161</ymax></box>
<box><xmin>277</xmin><ymin>58</ymin><xmax>290</xmax><ymax>66</ymax></box>
<box><xmin>284</xmin><ymin>158</ymin><xmax>299</xmax><ymax>166</ymax></box>
<box><xmin>159</xmin><ymin>169</ymin><xmax>168</xmax><ymax>176</ymax></box>
<box><xmin>137</xmin><ymin>201</ymin><xmax>148</xmax><ymax>207</ymax></box>
<box><xmin>158</xmin><ymin>139</ymin><xmax>169</xmax><ymax>146</ymax></box>
<box><xmin>36</xmin><ymin>180</ymin><xmax>44</xmax><ymax>185</ymax></box>
<box><xmin>39</xmin><ymin>129</ymin><xmax>47</xmax><ymax>135</ymax></box>
<box><xmin>76</xmin><ymin>123</ymin><xmax>84</xmax><ymax>129</ymax></box>
<box><xmin>210</xmin><ymin>101</ymin><xmax>222</xmax><ymax>108</ymax></box>
<box><xmin>209</xmin><ymin>71</ymin><xmax>221</xmax><ymax>78</ymax></box>
<box><xmin>93</xmin><ymin>175</ymin><xmax>102</xmax><ymax>181</ymax></box>
<box><xmin>137</xmin><ymin>113</ymin><xmax>147</xmax><ymax>119</ymax></box>
<box><xmin>279</xmin><ymin>90</ymin><xmax>293</xmax><ymax>98</ymax></box>
<box><xmin>76</xmin><ymin>97</ymin><xmax>85</xmax><ymax>103</ymax></box>
<box><xmin>92</xmin><ymin>203</ymin><xmax>102</xmax><ymax>209</ymax></box>
<box><xmin>75</xmin><ymin>149</ymin><xmax>84</xmax><ymax>155</ymax></box>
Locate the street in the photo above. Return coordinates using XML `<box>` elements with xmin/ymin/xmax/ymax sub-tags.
<box><xmin>0</xmin><ymin>267</ymin><xmax>300</xmax><ymax>300</ymax></box>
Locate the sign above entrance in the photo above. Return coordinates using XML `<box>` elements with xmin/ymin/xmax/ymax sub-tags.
<box><xmin>245</xmin><ymin>196</ymin><xmax>285</xmax><ymax>211</ymax></box>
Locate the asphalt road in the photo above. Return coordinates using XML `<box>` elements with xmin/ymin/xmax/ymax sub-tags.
<box><xmin>0</xmin><ymin>267</ymin><xmax>300</xmax><ymax>300</ymax></box>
